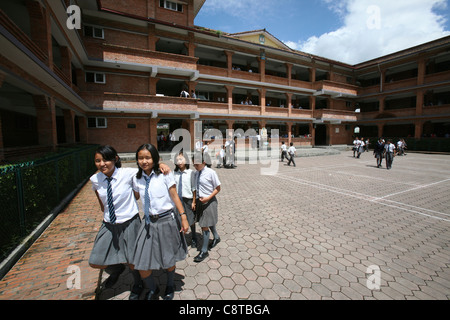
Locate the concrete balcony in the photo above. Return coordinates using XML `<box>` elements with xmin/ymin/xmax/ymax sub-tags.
<box><xmin>314</xmin><ymin>109</ymin><xmax>357</xmax><ymax>122</ymax></box>
<box><xmin>100</xmin><ymin>44</ymin><xmax>199</xmax><ymax>77</ymax></box>
<box><xmin>81</xmin><ymin>92</ymin><xmax>198</xmax><ymax>115</ymax></box>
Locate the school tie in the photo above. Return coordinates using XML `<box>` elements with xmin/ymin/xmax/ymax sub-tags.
<box><xmin>196</xmin><ymin>170</ymin><xmax>202</xmax><ymax>199</ymax></box>
<box><xmin>106</xmin><ymin>177</ymin><xmax>116</xmax><ymax>224</ymax></box>
<box><xmin>178</xmin><ymin>172</ymin><xmax>183</xmax><ymax>199</ymax></box>
<box><xmin>143</xmin><ymin>175</ymin><xmax>152</xmax><ymax>225</ymax></box>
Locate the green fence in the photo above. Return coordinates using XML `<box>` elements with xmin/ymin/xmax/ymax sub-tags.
<box><xmin>0</xmin><ymin>145</ymin><xmax>98</xmax><ymax>262</ymax></box>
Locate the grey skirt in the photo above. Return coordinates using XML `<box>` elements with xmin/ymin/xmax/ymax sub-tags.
<box><xmin>88</xmin><ymin>214</ymin><xmax>141</xmax><ymax>266</ymax></box>
<box><xmin>196</xmin><ymin>196</ymin><xmax>218</xmax><ymax>228</ymax></box>
<box><xmin>132</xmin><ymin>211</ymin><xmax>188</xmax><ymax>271</ymax></box>
<box><xmin>176</xmin><ymin>197</ymin><xmax>196</xmax><ymax>226</ymax></box>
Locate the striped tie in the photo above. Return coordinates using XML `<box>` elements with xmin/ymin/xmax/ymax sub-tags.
<box><xmin>144</xmin><ymin>175</ymin><xmax>152</xmax><ymax>225</ymax></box>
<box><xmin>106</xmin><ymin>177</ymin><xmax>116</xmax><ymax>224</ymax></box>
<box><xmin>178</xmin><ymin>172</ymin><xmax>183</xmax><ymax>199</ymax></box>
<box><xmin>196</xmin><ymin>169</ymin><xmax>202</xmax><ymax>199</ymax></box>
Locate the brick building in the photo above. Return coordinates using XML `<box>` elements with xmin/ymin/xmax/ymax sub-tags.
<box><xmin>0</xmin><ymin>0</ymin><xmax>449</xmax><ymax>159</ymax></box>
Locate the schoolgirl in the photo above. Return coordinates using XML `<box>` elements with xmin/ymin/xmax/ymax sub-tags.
<box><xmin>89</xmin><ymin>145</ymin><xmax>171</xmax><ymax>300</ymax></box>
<box><xmin>192</xmin><ymin>151</ymin><xmax>221</xmax><ymax>263</ymax></box>
<box><xmin>132</xmin><ymin>144</ymin><xmax>189</xmax><ymax>300</ymax></box>
<box><xmin>88</xmin><ymin>145</ymin><xmax>142</xmax><ymax>299</ymax></box>
<box><xmin>174</xmin><ymin>152</ymin><xmax>198</xmax><ymax>248</ymax></box>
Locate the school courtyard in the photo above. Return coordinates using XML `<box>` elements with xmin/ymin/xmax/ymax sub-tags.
<box><xmin>0</xmin><ymin>150</ymin><xmax>449</xmax><ymax>300</ymax></box>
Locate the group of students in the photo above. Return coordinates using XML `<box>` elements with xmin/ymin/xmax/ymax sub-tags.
<box><xmin>373</xmin><ymin>137</ymin><xmax>405</xmax><ymax>169</ymax></box>
<box><xmin>88</xmin><ymin>144</ymin><xmax>221</xmax><ymax>300</ymax></box>
<box><xmin>352</xmin><ymin>137</ymin><xmax>369</xmax><ymax>158</ymax></box>
<box><xmin>280</xmin><ymin>141</ymin><xmax>297</xmax><ymax>167</ymax></box>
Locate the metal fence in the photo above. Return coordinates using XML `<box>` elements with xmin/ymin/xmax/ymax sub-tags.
<box><xmin>0</xmin><ymin>145</ymin><xmax>98</xmax><ymax>262</ymax></box>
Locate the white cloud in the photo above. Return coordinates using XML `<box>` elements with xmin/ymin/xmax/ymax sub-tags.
<box><xmin>290</xmin><ymin>0</ymin><xmax>450</xmax><ymax>64</ymax></box>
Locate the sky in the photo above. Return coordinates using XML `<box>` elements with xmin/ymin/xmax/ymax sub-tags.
<box><xmin>194</xmin><ymin>0</ymin><xmax>450</xmax><ymax>65</ymax></box>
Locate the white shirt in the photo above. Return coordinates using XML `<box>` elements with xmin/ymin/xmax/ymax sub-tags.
<box><xmin>194</xmin><ymin>167</ymin><xmax>221</xmax><ymax>199</ymax></box>
<box><xmin>385</xmin><ymin>143</ymin><xmax>395</xmax><ymax>153</ymax></box>
<box><xmin>133</xmin><ymin>171</ymin><xmax>176</xmax><ymax>215</ymax></box>
<box><xmin>90</xmin><ymin>167</ymin><xmax>139</xmax><ymax>224</ymax></box>
<box><xmin>174</xmin><ymin>169</ymin><xmax>195</xmax><ymax>199</ymax></box>
<box><xmin>281</xmin><ymin>144</ymin><xmax>287</xmax><ymax>151</ymax></box>
<box><xmin>288</xmin><ymin>146</ymin><xmax>296</xmax><ymax>155</ymax></box>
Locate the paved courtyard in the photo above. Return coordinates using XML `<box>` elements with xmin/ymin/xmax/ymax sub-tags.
<box><xmin>1</xmin><ymin>150</ymin><xmax>449</xmax><ymax>300</ymax></box>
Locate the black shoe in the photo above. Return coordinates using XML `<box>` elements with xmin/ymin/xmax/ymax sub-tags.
<box><xmin>194</xmin><ymin>251</ymin><xmax>209</xmax><ymax>263</ymax></box>
<box><xmin>209</xmin><ymin>238</ymin><xmax>221</xmax><ymax>250</ymax></box>
<box><xmin>104</xmin><ymin>264</ymin><xmax>125</xmax><ymax>288</ymax></box>
<box><xmin>163</xmin><ymin>286</ymin><xmax>175</xmax><ymax>300</ymax></box>
<box><xmin>145</xmin><ymin>286</ymin><xmax>160</xmax><ymax>300</ymax></box>
<box><xmin>191</xmin><ymin>238</ymin><xmax>198</xmax><ymax>249</ymax></box>
<box><xmin>129</xmin><ymin>282</ymin><xmax>143</xmax><ymax>300</ymax></box>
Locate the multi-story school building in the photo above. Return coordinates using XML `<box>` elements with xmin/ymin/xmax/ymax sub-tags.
<box><xmin>1</xmin><ymin>0</ymin><xmax>450</xmax><ymax>160</ymax></box>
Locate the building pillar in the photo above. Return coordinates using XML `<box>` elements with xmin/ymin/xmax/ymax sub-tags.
<box><xmin>285</xmin><ymin>63</ymin><xmax>292</xmax><ymax>86</ymax></box>
<box><xmin>379</xmin><ymin>96</ymin><xmax>385</xmax><ymax>113</ymax></box>
<box><xmin>258</xmin><ymin>88</ymin><xmax>266</xmax><ymax>115</ymax></box>
<box><xmin>257</xmin><ymin>57</ymin><xmax>265</xmax><ymax>83</ymax></box>
<box><xmin>225</xmin><ymin>85</ymin><xmax>234</xmax><ymax>113</ymax></box>
<box><xmin>34</xmin><ymin>95</ymin><xmax>57</xmax><ymax>150</ymax></box>
<box><xmin>184</xmin><ymin>32</ymin><xmax>197</xmax><ymax>57</ymax></box>
<box><xmin>328</xmin><ymin>124</ymin><xmax>333</xmax><ymax>146</ymax></box>
<box><xmin>286</xmin><ymin>122</ymin><xmax>293</xmax><ymax>145</ymax></box>
<box><xmin>63</xmin><ymin>109</ymin><xmax>76</xmax><ymax>144</ymax></box>
<box><xmin>149</xmin><ymin>117</ymin><xmax>159</xmax><ymax>148</ymax></box>
<box><xmin>415</xmin><ymin>120</ymin><xmax>423</xmax><ymax>139</ymax></box>
<box><xmin>309</xmin><ymin>96</ymin><xmax>316</xmax><ymax>112</ymax></box>
<box><xmin>149</xmin><ymin>77</ymin><xmax>159</xmax><ymax>95</ymax></box>
<box><xmin>225</xmin><ymin>51</ymin><xmax>234</xmax><ymax>77</ymax></box>
<box><xmin>78</xmin><ymin>116</ymin><xmax>88</xmax><ymax>143</ymax></box>
<box><xmin>286</xmin><ymin>93</ymin><xmax>292</xmax><ymax>117</ymax></box>
<box><xmin>416</xmin><ymin>89</ymin><xmax>424</xmax><ymax>116</ymax></box>
<box><xmin>26</xmin><ymin>0</ymin><xmax>52</xmax><ymax>68</ymax></box>
<box><xmin>147</xmin><ymin>24</ymin><xmax>159</xmax><ymax>51</ymax></box>
<box><xmin>309</xmin><ymin>67</ymin><xmax>316</xmax><ymax>82</ymax></box>
<box><xmin>60</xmin><ymin>46</ymin><xmax>72</xmax><ymax>86</ymax></box>
<box><xmin>187</xmin><ymin>81</ymin><xmax>197</xmax><ymax>97</ymax></box>
<box><xmin>310</xmin><ymin>123</ymin><xmax>315</xmax><ymax>147</ymax></box>
<box><xmin>417</xmin><ymin>57</ymin><xmax>426</xmax><ymax>86</ymax></box>
<box><xmin>377</xmin><ymin>123</ymin><xmax>384</xmax><ymax>138</ymax></box>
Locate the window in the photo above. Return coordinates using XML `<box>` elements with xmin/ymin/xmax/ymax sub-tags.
<box><xmin>88</xmin><ymin>117</ymin><xmax>107</xmax><ymax>128</ymax></box>
<box><xmin>160</xmin><ymin>0</ymin><xmax>183</xmax><ymax>12</ymax></box>
<box><xmin>84</xmin><ymin>25</ymin><xmax>104</xmax><ymax>39</ymax></box>
<box><xmin>85</xmin><ymin>72</ymin><xmax>105</xmax><ymax>84</ymax></box>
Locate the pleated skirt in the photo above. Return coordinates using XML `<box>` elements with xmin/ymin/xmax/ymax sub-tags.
<box><xmin>176</xmin><ymin>197</ymin><xmax>196</xmax><ymax>226</ymax></box>
<box><xmin>132</xmin><ymin>211</ymin><xmax>188</xmax><ymax>271</ymax></box>
<box><xmin>196</xmin><ymin>196</ymin><xmax>218</xmax><ymax>228</ymax></box>
<box><xmin>88</xmin><ymin>214</ymin><xmax>141</xmax><ymax>266</ymax></box>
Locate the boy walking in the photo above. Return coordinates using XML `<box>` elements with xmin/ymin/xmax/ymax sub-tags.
<box><xmin>287</xmin><ymin>142</ymin><xmax>296</xmax><ymax>167</ymax></box>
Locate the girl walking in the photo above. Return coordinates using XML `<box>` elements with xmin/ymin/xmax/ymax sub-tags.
<box><xmin>132</xmin><ymin>144</ymin><xmax>189</xmax><ymax>300</ymax></box>
<box><xmin>192</xmin><ymin>151</ymin><xmax>221</xmax><ymax>263</ymax></box>
<box><xmin>88</xmin><ymin>145</ymin><xmax>142</xmax><ymax>299</ymax></box>
<box><xmin>174</xmin><ymin>152</ymin><xmax>198</xmax><ymax>248</ymax></box>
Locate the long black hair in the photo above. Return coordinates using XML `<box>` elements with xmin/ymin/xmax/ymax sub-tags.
<box><xmin>135</xmin><ymin>143</ymin><xmax>160</xmax><ymax>179</ymax></box>
<box><xmin>174</xmin><ymin>151</ymin><xmax>190</xmax><ymax>172</ymax></box>
<box><xmin>95</xmin><ymin>145</ymin><xmax>121</xmax><ymax>168</ymax></box>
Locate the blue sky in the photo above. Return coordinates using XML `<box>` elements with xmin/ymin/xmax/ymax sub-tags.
<box><xmin>195</xmin><ymin>0</ymin><xmax>450</xmax><ymax>64</ymax></box>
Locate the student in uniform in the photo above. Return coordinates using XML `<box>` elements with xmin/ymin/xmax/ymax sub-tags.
<box><xmin>89</xmin><ymin>145</ymin><xmax>171</xmax><ymax>300</ymax></box>
<box><xmin>373</xmin><ymin>137</ymin><xmax>385</xmax><ymax>168</ymax></box>
<box><xmin>280</xmin><ymin>141</ymin><xmax>288</xmax><ymax>162</ymax></box>
<box><xmin>286</xmin><ymin>142</ymin><xmax>297</xmax><ymax>167</ymax></box>
<box><xmin>174</xmin><ymin>152</ymin><xmax>198</xmax><ymax>248</ymax></box>
<box><xmin>192</xmin><ymin>151</ymin><xmax>221</xmax><ymax>263</ymax></box>
<box><xmin>132</xmin><ymin>144</ymin><xmax>189</xmax><ymax>300</ymax></box>
<box><xmin>384</xmin><ymin>139</ymin><xmax>396</xmax><ymax>170</ymax></box>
